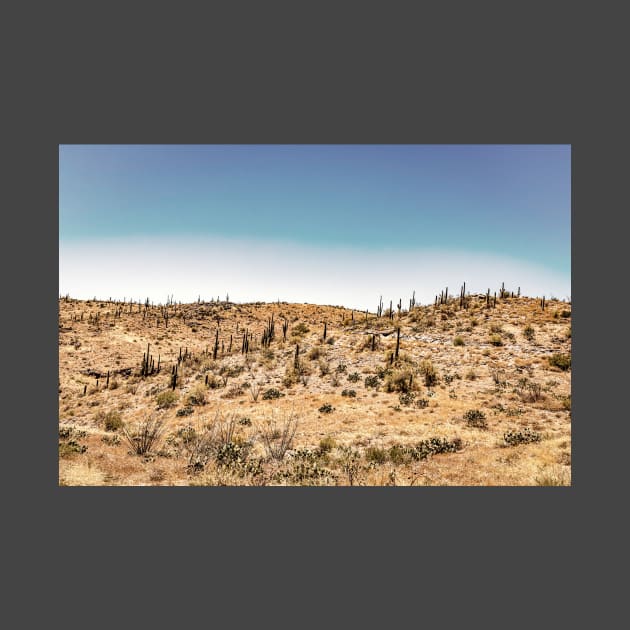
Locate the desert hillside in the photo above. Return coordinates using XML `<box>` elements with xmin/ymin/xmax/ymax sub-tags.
<box><xmin>58</xmin><ymin>289</ymin><xmax>571</xmax><ymax>486</ymax></box>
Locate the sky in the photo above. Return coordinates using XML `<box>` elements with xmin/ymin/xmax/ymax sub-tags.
<box><xmin>59</xmin><ymin>145</ymin><xmax>571</xmax><ymax>310</ymax></box>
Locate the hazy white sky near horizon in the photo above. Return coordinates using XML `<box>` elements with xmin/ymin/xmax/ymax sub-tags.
<box><xmin>59</xmin><ymin>236</ymin><xmax>570</xmax><ymax>310</ymax></box>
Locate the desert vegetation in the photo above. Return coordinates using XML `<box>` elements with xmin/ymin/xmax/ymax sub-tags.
<box><xmin>58</xmin><ymin>285</ymin><xmax>571</xmax><ymax>485</ymax></box>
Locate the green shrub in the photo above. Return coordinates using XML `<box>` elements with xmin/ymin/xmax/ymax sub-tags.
<box><xmin>262</xmin><ymin>388</ymin><xmax>284</xmax><ymax>400</ymax></box>
<box><xmin>102</xmin><ymin>411</ymin><xmax>123</xmax><ymax>432</ymax></box>
<box><xmin>453</xmin><ymin>336</ymin><xmax>465</xmax><ymax>346</ymax></box>
<box><xmin>59</xmin><ymin>440</ymin><xmax>87</xmax><ymax>458</ymax></box>
<box><xmin>347</xmin><ymin>372</ymin><xmax>361</xmax><ymax>383</ymax></box>
<box><xmin>503</xmin><ymin>428</ymin><xmax>542</xmax><ymax>446</ymax></box>
<box><xmin>292</xmin><ymin>322</ymin><xmax>310</xmax><ymax>336</ymax></box>
<box><xmin>341</xmin><ymin>389</ymin><xmax>357</xmax><ymax>398</ymax></box>
<box><xmin>548</xmin><ymin>353</ymin><xmax>571</xmax><ymax>371</ymax></box>
<box><xmin>388</xmin><ymin>444</ymin><xmax>413</xmax><ymax>465</ymax></box>
<box><xmin>523</xmin><ymin>324</ymin><xmax>535</xmax><ymax>341</ymax></box>
<box><xmin>364</xmin><ymin>375</ymin><xmax>380</xmax><ymax>389</ymax></box>
<box><xmin>399</xmin><ymin>391</ymin><xmax>416</xmax><ymax>407</ymax></box>
<box><xmin>187</xmin><ymin>384</ymin><xmax>207</xmax><ymax>406</ymax></box>
<box><xmin>176</xmin><ymin>406</ymin><xmax>194</xmax><ymax>417</ymax></box>
<box><xmin>156</xmin><ymin>390</ymin><xmax>178</xmax><ymax>409</ymax></box>
<box><xmin>463</xmin><ymin>409</ymin><xmax>487</xmax><ymax>428</ymax></box>
<box><xmin>365</xmin><ymin>446</ymin><xmax>388</xmax><ymax>464</ymax></box>
<box><xmin>319</xmin><ymin>403</ymin><xmax>334</xmax><ymax>414</ymax></box>
<box><xmin>419</xmin><ymin>360</ymin><xmax>438</xmax><ymax>387</ymax></box>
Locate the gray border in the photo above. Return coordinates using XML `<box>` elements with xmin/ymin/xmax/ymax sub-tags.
<box><xmin>7</xmin><ymin>1</ymin><xmax>619</xmax><ymax>626</ymax></box>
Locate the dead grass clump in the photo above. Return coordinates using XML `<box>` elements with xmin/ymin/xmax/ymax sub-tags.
<box><xmin>384</xmin><ymin>369</ymin><xmax>415</xmax><ymax>393</ymax></box>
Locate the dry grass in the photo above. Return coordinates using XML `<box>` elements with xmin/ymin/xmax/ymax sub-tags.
<box><xmin>58</xmin><ymin>295</ymin><xmax>571</xmax><ymax>485</ymax></box>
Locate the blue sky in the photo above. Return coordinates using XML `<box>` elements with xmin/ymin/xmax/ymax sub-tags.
<box><xmin>59</xmin><ymin>145</ymin><xmax>570</xmax><ymax>309</ymax></box>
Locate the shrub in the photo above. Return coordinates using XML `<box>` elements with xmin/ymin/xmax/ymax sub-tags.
<box><xmin>415</xmin><ymin>398</ymin><xmax>429</xmax><ymax>409</ymax></box>
<box><xmin>337</xmin><ymin>446</ymin><xmax>363</xmax><ymax>485</ymax></box>
<box><xmin>101</xmin><ymin>434</ymin><xmax>121</xmax><ymax>446</ymax></box>
<box><xmin>523</xmin><ymin>324</ymin><xmax>535</xmax><ymax>341</ymax></box>
<box><xmin>365</xmin><ymin>446</ymin><xmax>388</xmax><ymax>464</ymax></box>
<box><xmin>525</xmin><ymin>381</ymin><xmax>543</xmax><ymax>402</ymax></box>
<box><xmin>548</xmin><ymin>353</ymin><xmax>571</xmax><ymax>371</ymax></box>
<box><xmin>260</xmin><ymin>413</ymin><xmax>298</xmax><ymax>461</ymax></box>
<box><xmin>239</xmin><ymin>416</ymin><xmax>252</xmax><ymax>426</ymax></box>
<box><xmin>503</xmin><ymin>428</ymin><xmax>542</xmax><ymax>446</ymax></box>
<box><xmin>248</xmin><ymin>381</ymin><xmax>260</xmax><ymax>402</ymax></box>
<box><xmin>222</xmin><ymin>384</ymin><xmax>244</xmax><ymax>399</ymax></box>
<box><xmin>308</xmin><ymin>346</ymin><xmax>323</xmax><ymax>361</ymax></box>
<box><xmin>490</xmin><ymin>324</ymin><xmax>503</xmax><ymax>334</ymax></box>
<box><xmin>122</xmin><ymin>416</ymin><xmax>166</xmax><ymax>455</ymax></box>
<box><xmin>465</xmin><ymin>369</ymin><xmax>477</xmax><ymax>381</ymax></box>
<box><xmin>347</xmin><ymin>372</ymin><xmax>361</xmax><ymax>383</ymax></box>
<box><xmin>262</xmin><ymin>388</ymin><xmax>284</xmax><ymax>400</ymax></box>
<box><xmin>453</xmin><ymin>336</ymin><xmax>465</xmax><ymax>346</ymax></box>
<box><xmin>489</xmin><ymin>334</ymin><xmax>503</xmax><ymax>346</ymax></box>
<box><xmin>388</xmin><ymin>444</ymin><xmax>413</xmax><ymax>465</ymax></box>
<box><xmin>419</xmin><ymin>360</ymin><xmax>438</xmax><ymax>387</ymax></box>
<box><xmin>364</xmin><ymin>375</ymin><xmax>380</xmax><ymax>389</ymax></box>
<box><xmin>102</xmin><ymin>411</ymin><xmax>123</xmax><ymax>432</ymax></box>
<box><xmin>292</xmin><ymin>322</ymin><xmax>310</xmax><ymax>336</ymax></box>
<box><xmin>341</xmin><ymin>389</ymin><xmax>357</xmax><ymax>398</ymax></box>
<box><xmin>318</xmin><ymin>360</ymin><xmax>330</xmax><ymax>376</ymax></box>
<box><xmin>187</xmin><ymin>384</ymin><xmax>207</xmax><ymax>406</ymax></box>
<box><xmin>463</xmin><ymin>409</ymin><xmax>487</xmax><ymax>428</ymax></box>
<box><xmin>176</xmin><ymin>406</ymin><xmax>194</xmax><ymax>417</ymax></box>
<box><xmin>59</xmin><ymin>440</ymin><xmax>87</xmax><ymax>458</ymax></box>
<box><xmin>319</xmin><ymin>403</ymin><xmax>334</xmax><ymax>414</ymax></box>
<box><xmin>156</xmin><ymin>390</ymin><xmax>178</xmax><ymax>409</ymax></box>
<box><xmin>399</xmin><ymin>391</ymin><xmax>416</xmax><ymax>407</ymax></box>
<box><xmin>384</xmin><ymin>369</ymin><xmax>415</xmax><ymax>393</ymax></box>
<box><xmin>319</xmin><ymin>436</ymin><xmax>336</xmax><ymax>453</ymax></box>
